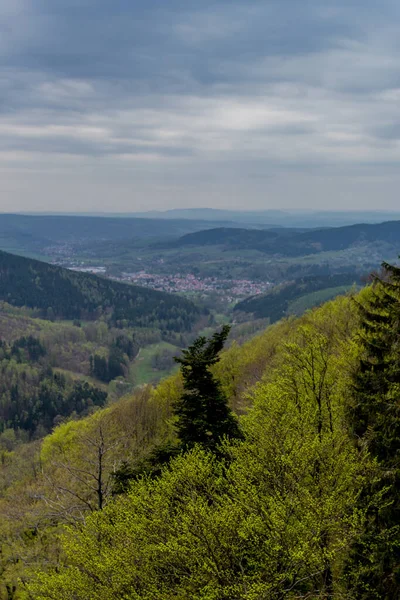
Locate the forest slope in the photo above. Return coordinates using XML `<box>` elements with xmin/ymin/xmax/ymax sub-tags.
<box><xmin>234</xmin><ymin>273</ymin><xmax>362</xmax><ymax>322</ymax></box>
<box><xmin>2</xmin><ymin>272</ymin><xmax>400</xmax><ymax>598</ymax></box>
<box><xmin>0</xmin><ymin>250</ymin><xmax>201</xmax><ymax>330</ymax></box>
<box><xmin>0</xmin><ymin>289</ymin><xmax>361</xmax><ymax>597</ymax></box>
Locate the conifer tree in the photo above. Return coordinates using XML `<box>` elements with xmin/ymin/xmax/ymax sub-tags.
<box><xmin>174</xmin><ymin>325</ymin><xmax>241</xmax><ymax>451</ymax></box>
<box><xmin>346</xmin><ymin>261</ymin><xmax>400</xmax><ymax>599</ymax></box>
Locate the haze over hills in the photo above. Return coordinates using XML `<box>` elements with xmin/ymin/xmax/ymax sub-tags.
<box><xmin>0</xmin><ymin>213</ymin><xmax>258</xmax><ymax>259</ymax></box>
<box><xmin>1</xmin><ymin>213</ymin><xmax>392</xmax><ymax>307</ymax></box>
<box><xmin>131</xmin><ymin>208</ymin><xmax>400</xmax><ymax>228</ymax></box>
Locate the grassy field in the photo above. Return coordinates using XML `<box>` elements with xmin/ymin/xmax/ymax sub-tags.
<box><xmin>129</xmin><ymin>341</ymin><xmax>180</xmax><ymax>386</ymax></box>
<box><xmin>53</xmin><ymin>368</ymin><xmax>109</xmax><ymax>391</ymax></box>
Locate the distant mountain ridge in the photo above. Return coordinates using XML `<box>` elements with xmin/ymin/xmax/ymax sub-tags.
<box><xmin>131</xmin><ymin>208</ymin><xmax>400</xmax><ymax>228</ymax></box>
<box><xmin>0</xmin><ymin>213</ymin><xmax>264</xmax><ymax>258</ymax></box>
<box><xmin>0</xmin><ymin>250</ymin><xmax>201</xmax><ymax>331</ymax></box>
<box><xmin>170</xmin><ymin>220</ymin><xmax>400</xmax><ymax>257</ymax></box>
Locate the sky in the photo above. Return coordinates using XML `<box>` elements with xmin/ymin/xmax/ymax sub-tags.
<box><xmin>2</xmin><ymin>0</ymin><xmax>400</xmax><ymax>213</ymax></box>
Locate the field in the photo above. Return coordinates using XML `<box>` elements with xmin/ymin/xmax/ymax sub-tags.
<box><xmin>129</xmin><ymin>341</ymin><xmax>180</xmax><ymax>386</ymax></box>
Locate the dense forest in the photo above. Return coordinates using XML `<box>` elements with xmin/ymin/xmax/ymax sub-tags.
<box><xmin>0</xmin><ymin>299</ymin><xmax>205</xmax><ymax>439</ymax></box>
<box><xmin>0</xmin><ymin>333</ymin><xmax>107</xmax><ymax>438</ymax></box>
<box><xmin>0</xmin><ymin>259</ymin><xmax>399</xmax><ymax>598</ymax></box>
<box><xmin>0</xmin><ymin>250</ymin><xmax>201</xmax><ymax>331</ymax></box>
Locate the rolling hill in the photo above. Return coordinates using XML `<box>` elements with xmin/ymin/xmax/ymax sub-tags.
<box><xmin>170</xmin><ymin>220</ymin><xmax>400</xmax><ymax>257</ymax></box>
<box><xmin>0</xmin><ymin>213</ymin><xmax>259</xmax><ymax>259</ymax></box>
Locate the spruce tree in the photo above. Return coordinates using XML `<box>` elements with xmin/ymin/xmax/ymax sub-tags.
<box><xmin>174</xmin><ymin>325</ymin><xmax>241</xmax><ymax>451</ymax></box>
<box><xmin>346</xmin><ymin>261</ymin><xmax>400</xmax><ymax>599</ymax></box>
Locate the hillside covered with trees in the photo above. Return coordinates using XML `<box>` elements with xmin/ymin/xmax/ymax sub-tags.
<box><xmin>171</xmin><ymin>220</ymin><xmax>400</xmax><ymax>256</ymax></box>
<box><xmin>235</xmin><ymin>273</ymin><xmax>362</xmax><ymax>323</ymax></box>
<box><xmin>0</xmin><ymin>259</ymin><xmax>398</xmax><ymax>598</ymax></box>
<box><xmin>0</xmin><ymin>250</ymin><xmax>201</xmax><ymax>331</ymax></box>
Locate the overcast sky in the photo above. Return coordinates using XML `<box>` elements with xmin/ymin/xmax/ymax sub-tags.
<box><xmin>2</xmin><ymin>0</ymin><xmax>400</xmax><ymax>212</ymax></box>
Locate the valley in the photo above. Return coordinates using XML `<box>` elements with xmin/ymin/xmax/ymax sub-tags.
<box><xmin>3</xmin><ymin>0</ymin><xmax>400</xmax><ymax>595</ymax></box>
<box><xmin>0</xmin><ymin>212</ymin><xmax>399</xmax><ymax>598</ymax></box>
<box><xmin>1</xmin><ymin>214</ymin><xmax>399</xmax><ymax>400</ymax></box>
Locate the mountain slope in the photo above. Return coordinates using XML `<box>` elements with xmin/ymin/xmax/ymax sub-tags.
<box><xmin>234</xmin><ymin>273</ymin><xmax>362</xmax><ymax>322</ymax></box>
<box><xmin>0</xmin><ymin>291</ymin><xmax>362</xmax><ymax>598</ymax></box>
<box><xmin>0</xmin><ymin>250</ymin><xmax>201</xmax><ymax>331</ymax></box>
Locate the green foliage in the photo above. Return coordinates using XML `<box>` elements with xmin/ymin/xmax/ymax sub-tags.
<box><xmin>112</xmin><ymin>327</ymin><xmax>240</xmax><ymax>486</ymax></box>
<box><xmin>174</xmin><ymin>325</ymin><xmax>241</xmax><ymax>452</ymax></box>
<box><xmin>2</xmin><ymin>286</ymin><xmax>399</xmax><ymax>598</ymax></box>
<box><xmin>91</xmin><ymin>335</ymin><xmax>136</xmax><ymax>383</ymax></box>
<box><xmin>0</xmin><ymin>335</ymin><xmax>107</xmax><ymax>437</ymax></box>
<box><xmin>345</xmin><ymin>262</ymin><xmax>400</xmax><ymax>598</ymax></box>
<box><xmin>287</xmin><ymin>284</ymin><xmax>359</xmax><ymax>315</ymax></box>
<box><xmin>11</xmin><ymin>335</ymin><xmax>46</xmax><ymax>362</ymax></box>
<box><xmin>24</xmin><ymin>308</ymin><xmax>363</xmax><ymax>598</ymax></box>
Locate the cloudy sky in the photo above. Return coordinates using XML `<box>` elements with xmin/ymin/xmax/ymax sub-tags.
<box><xmin>2</xmin><ymin>0</ymin><xmax>400</xmax><ymax>212</ymax></box>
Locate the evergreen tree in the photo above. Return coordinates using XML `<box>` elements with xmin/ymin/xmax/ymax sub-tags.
<box><xmin>112</xmin><ymin>328</ymin><xmax>239</xmax><ymax>490</ymax></box>
<box><xmin>174</xmin><ymin>325</ymin><xmax>241</xmax><ymax>451</ymax></box>
<box><xmin>346</xmin><ymin>261</ymin><xmax>400</xmax><ymax>599</ymax></box>
<box><xmin>93</xmin><ymin>354</ymin><xmax>109</xmax><ymax>383</ymax></box>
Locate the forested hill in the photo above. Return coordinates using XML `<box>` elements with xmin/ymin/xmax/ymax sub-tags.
<box><xmin>0</xmin><ymin>250</ymin><xmax>201</xmax><ymax>331</ymax></box>
<box><xmin>170</xmin><ymin>220</ymin><xmax>400</xmax><ymax>256</ymax></box>
<box><xmin>235</xmin><ymin>273</ymin><xmax>362</xmax><ymax>322</ymax></box>
<box><xmin>166</xmin><ymin>227</ymin><xmax>286</xmax><ymax>248</ymax></box>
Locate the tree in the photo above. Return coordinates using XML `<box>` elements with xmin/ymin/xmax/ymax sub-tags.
<box><xmin>92</xmin><ymin>354</ymin><xmax>109</xmax><ymax>383</ymax></box>
<box><xmin>345</xmin><ymin>261</ymin><xmax>400</xmax><ymax>599</ymax></box>
<box><xmin>174</xmin><ymin>325</ymin><xmax>241</xmax><ymax>451</ymax></box>
<box><xmin>40</xmin><ymin>412</ymin><xmax>126</xmax><ymax>520</ymax></box>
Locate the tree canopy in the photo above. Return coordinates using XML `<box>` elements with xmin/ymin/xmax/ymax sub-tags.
<box><xmin>0</xmin><ymin>268</ymin><xmax>399</xmax><ymax>598</ymax></box>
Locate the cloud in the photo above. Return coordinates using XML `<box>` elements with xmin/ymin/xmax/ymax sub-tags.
<box><xmin>1</xmin><ymin>0</ymin><xmax>400</xmax><ymax>210</ymax></box>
